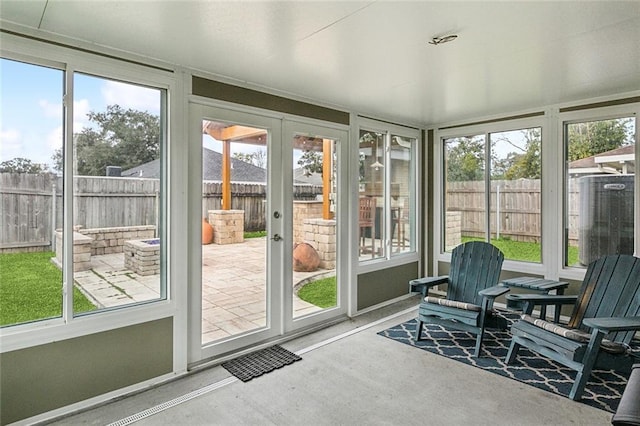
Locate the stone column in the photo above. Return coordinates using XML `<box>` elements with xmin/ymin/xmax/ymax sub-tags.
<box><xmin>208</xmin><ymin>210</ymin><xmax>244</xmax><ymax>244</ymax></box>
<box><xmin>303</xmin><ymin>218</ymin><xmax>336</xmax><ymax>269</ymax></box>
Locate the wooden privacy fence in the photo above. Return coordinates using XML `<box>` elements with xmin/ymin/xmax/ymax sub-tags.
<box><xmin>446</xmin><ymin>179</ymin><xmax>579</xmax><ymax>244</ymax></box>
<box><xmin>2</xmin><ymin>173</ymin><xmax>582</xmax><ymax>252</ymax></box>
<box><xmin>202</xmin><ymin>182</ymin><xmax>322</xmax><ymax>232</ymax></box>
<box><xmin>0</xmin><ymin>173</ymin><xmax>322</xmax><ymax>252</ymax></box>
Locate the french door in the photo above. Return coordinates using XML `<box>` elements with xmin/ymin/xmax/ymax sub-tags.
<box><xmin>188</xmin><ymin>104</ymin><xmax>347</xmax><ymax>364</ymax></box>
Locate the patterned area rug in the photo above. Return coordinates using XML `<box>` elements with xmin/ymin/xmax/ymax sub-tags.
<box><xmin>378</xmin><ymin>317</ymin><xmax>630</xmax><ymax>413</ymax></box>
<box><xmin>222</xmin><ymin>345</ymin><xmax>302</xmax><ymax>382</ymax></box>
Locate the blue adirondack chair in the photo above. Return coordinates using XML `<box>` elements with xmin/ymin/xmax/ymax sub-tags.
<box><xmin>412</xmin><ymin>241</ymin><xmax>508</xmax><ymax>357</ymax></box>
<box><xmin>505</xmin><ymin>254</ymin><xmax>640</xmax><ymax>401</ymax></box>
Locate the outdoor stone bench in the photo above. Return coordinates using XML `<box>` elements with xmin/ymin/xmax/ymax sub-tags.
<box><xmin>79</xmin><ymin>225</ymin><xmax>156</xmax><ymax>255</ymax></box>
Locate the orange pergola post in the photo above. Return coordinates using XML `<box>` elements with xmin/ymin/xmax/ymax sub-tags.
<box><xmin>322</xmin><ymin>139</ymin><xmax>333</xmax><ymax>220</ymax></box>
<box><xmin>222</xmin><ymin>139</ymin><xmax>231</xmax><ymax>210</ymax></box>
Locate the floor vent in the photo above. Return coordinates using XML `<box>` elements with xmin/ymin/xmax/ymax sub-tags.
<box><xmin>107</xmin><ymin>377</ymin><xmax>237</xmax><ymax>426</ymax></box>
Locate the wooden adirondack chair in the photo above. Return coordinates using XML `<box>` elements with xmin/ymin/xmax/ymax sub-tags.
<box><xmin>412</xmin><ymin>241</ymin><xmax>508</xmax><ymax>357</ymax></box>
<box><xmin>505</xmin><ymin>254</ymin><xmax>640</xmax><ymax>401</ymax></box>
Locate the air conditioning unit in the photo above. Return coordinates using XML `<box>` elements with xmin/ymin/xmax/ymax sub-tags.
<box><xmin>578</xmin><ymin>174</ymin><xmax>634</xmax><ymax>265</ymax></box>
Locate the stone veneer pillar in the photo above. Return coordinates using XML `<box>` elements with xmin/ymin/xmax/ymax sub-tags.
<box><xmin>303</xmin><ymin>218</ymin><xmax>336</xmax><ymax>269</ymax></box>
<box><xmin>445</xmin><ymin>211</ymin><xmax>462</xmax><ymax>251</ymax></box>
<box><xmin>54</xmin><ymin>230</ymin><xmax>92</xmax><ymax>271</ymax></box>
<box><xmin>208</xmin><ymin>210</ymin><xmax>244</xmax><ymax>244</ymax></box>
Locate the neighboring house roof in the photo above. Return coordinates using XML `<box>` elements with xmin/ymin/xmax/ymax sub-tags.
<box><xmin>122</xmin><ymin>148</ymin><xmax>267</xmax><ymax>182</ymax></box>
<box><xmin>568</xmin><ymin>144</ymin><xmax>635</xmax><ymax>175</ymax></box>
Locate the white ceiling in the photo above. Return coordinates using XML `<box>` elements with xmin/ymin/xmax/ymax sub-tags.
<box><xmin>1</xmin><ymin>1</ymin><xmax>639</xmax><ymax>126</ymax></box>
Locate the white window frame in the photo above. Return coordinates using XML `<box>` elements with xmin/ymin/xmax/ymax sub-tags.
<box><xmin>354</xmin><ymin>117</ymin><xmax>421</xmax><ymax>275</ymax></box>
<box><xmin>434</xmin><ymin>115</ymin><xmax>547</xmax><ymax>276</ymax></box>
<box><xmin>0</xmin><ymin>32</ymin><xmax>180</xmax><ymax>353</ymax></box>
<box><xmin>557</xmin><ymin>104</ymin><xmax>639</xmax><ymax>282</ymax></box>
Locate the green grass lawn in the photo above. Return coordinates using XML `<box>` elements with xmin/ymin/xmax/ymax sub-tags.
<box><xmin>0</xmin><ymin>251</ymin><xmax>96</xmax><ymax>326</ymax></box>
<box><xmin>244</xmin><ymin>230</ymin><xmax>267</xmax><ymax>239</ymax></box>
<box><xmin>462</xmin><ymin>236</ymin><xmax>579</xmax><ymax>264</ymax></box>
<box><xmin>298</xmin><ymin>276</ymin><xmax>336</xmax><ymax>308</ymax></box>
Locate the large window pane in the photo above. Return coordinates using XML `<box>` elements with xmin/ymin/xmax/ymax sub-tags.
<box><xmin>358</xmin><ymin>130</ymin><xmax>385</xmax><ymax>260</ymax></box>
<box><xmin>490</xmin><ymin>127</ymin><xmax>542</xmax><ymax>262</ymax></box>
<box><xmin>72</xmin><ymin>73</ymin><xmax>165</xmax><ymax>313</ymax></box>
<box><xmin>443</xmin><ymin>135</ymin><xmax>486</xmax><ymax>252</ymax></box>
<box><xmin>0</xmin><ymin>58</ymin><xmax>66</xmax><ymax>327</ymax></box>
<box><xmin>565</xmin><ymin>117</ymin><xmax>636</xmax><ymax>267</ymax></box>
<box><xmin>390</xmin><ymin>134</ymin><xmax>415</xmax><ymax>254</ymax></box>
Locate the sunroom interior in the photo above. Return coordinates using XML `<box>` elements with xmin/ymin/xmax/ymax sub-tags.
<box><xmin>0</xmin><ymin>1</ymin><xmax>639</xmax><ymax>425</ymax></box>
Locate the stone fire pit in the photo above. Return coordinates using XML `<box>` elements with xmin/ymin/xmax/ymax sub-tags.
<box><xmin>124</xmin><ymin>238</ymin><xmax>160</xmax><ymax>276</ymax></box>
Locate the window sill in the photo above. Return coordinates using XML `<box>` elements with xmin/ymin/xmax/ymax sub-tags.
<box><xmin>0</xmin><ymin>299</ymin><xmax>175</xmax><ymax>353</ymax></box>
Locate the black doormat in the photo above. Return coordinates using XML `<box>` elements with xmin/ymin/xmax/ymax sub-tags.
<box><xmin>222</xmin><ymin>345</ymin><xmax>302</xmax><ymax>382</ymax></box>
<box><xmin>378</xmin><ymin>317</ymin><xmax>633</xmax><ymax>413</ymax></box>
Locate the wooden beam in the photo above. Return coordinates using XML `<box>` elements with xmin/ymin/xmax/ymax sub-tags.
<box><xmin>204</xmin><ymin>124</ymin><xmax>266</xmax><ymax>142</ymax></box>
<box><xmin>322</xmin><ymin>139</ymin><xmax>333</xmax><ymax>220</ymax></box>
<box><xmin>222</xmin><ymin>140</ymin><xmax>231</xmax><ymax>210</ymax></box>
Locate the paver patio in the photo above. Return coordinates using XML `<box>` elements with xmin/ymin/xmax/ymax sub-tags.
<box><xmin>74</xmin><ymin>237</ymin><xmax>331</xmax><ymax>342</ymax></box>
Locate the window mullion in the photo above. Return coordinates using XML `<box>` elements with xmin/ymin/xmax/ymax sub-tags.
<box><xmin>485</xmin><ymin>132</ymin><xmax>491</xmax><ymax>242</ymax></box>
<box><xmin>384</xmin><ymin>131</ymin><xmax>391</xmax><ymax>256</ymax></box>
<box><xmin>62</xmin><ymin>67</ymin><xmax>75</xmax><ymax>323</ymax></box>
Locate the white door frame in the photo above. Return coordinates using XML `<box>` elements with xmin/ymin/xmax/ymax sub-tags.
<box><xmin>187</xmin><ymin>103</ymin><xmax>282</xmax><ymax>364</ymax></box>
<box><xmin>282</xmin><ymin>119</ymin><xmax>349</xmax><ymax>332</ymax></box>
<box><xmin>187</xmin><ymin>103</ymin><xmax>349</xmax><ymax>365</ymax></box>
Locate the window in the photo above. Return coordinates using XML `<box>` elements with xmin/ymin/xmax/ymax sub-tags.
<box><xmin>443</xmin><ymin>126</ymin><xmax>542</xmax><ymax>262</ymax></box>
<box><xmin>71</xmin><ymin>73</ymin><xmax>166</xmax><ymax>314</ymax></box>
<box><xmin>358</xmin><ymin>122</ymin><xmax>418</xmax><ymax>262</ymax></box>
<box><xmin>0</xmin><ymin>58</ymin><xmax>65</xmax><ymax>326</ymax></box>
<box><xmin>0</xmin><ymin>57</ymin><xmax>167</xmax><ymax>328</ymax></box>
<box><xmin>359</xmin><ymin>129</ymin><xmax>386</xmax><ymax>260</ymax></box>
<box><xmin>564</xmin><ymin>116</ymin><xmax>636</xmax><ymax>267</ymax></box>
<box><xmin>390</xmin><ymin>134</ymin><xmax>416</xmax><ymax>255</ymax></box>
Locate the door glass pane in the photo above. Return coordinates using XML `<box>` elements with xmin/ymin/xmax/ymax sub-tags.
<box><xmin>292</xmin><ymin>134</ymin><xmax>337</xmax><ymax>318</ymax></box>
<box><xmin>443</xmin><ymin>135</ymin><xmax>486</xmax><ymax>252</ymax></box>
<box><xmin>0</xmin><ymin>58</ymin><xmax>65</xmax><ymax>326</ymax></box>
<box><xmin>201</xmin><ymin>120</ymin><xmax>268</xmax><ymax>344</ymax></box>
<box><xmin>565</xmin><ymin>117</ymin><xmax>635</xmax><ymax>267</ymax></box>
<box><xmin>489</xmin><ymin>127</ymin><xmax>542</xmax><ymax>262</ymax></box>
<box><xmin>358</xmin><ymin>130</ymin><xmax>385</xmax><ymax>259</ymax></box>
<box><xmin>72</xmin><ymin>73</ymin><xmax>164</xmax><ymax>315</ymax></box>
<box><xmin>390</xmin><ymin>135</ymin><xmax>415</xmax><ymax>255</ymax></box>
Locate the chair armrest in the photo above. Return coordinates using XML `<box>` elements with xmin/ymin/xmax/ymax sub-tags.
<box><xmin>409</xmin><ymin>276</ymin><xmax>449</xmax><ymax>296</ymax></box>
<box><xmin>478</xmin><ymin>285</ymin><xmax>510</xmax><ymax>298</ymax></box>
<box><xmin>507</xmin><ymin>294</ymin><xmax>578</xmax><ymax>306</ymax></box>
<box><xmin>583</xmin><ymin>317</ymin><xmax>640</xmax><ymax>333</ymax></box>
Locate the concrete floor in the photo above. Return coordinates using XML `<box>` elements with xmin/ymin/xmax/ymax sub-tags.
<box><xmin>49</xmin><ymin>297</ymin><xmax>611</xmax><ymax>426</ymax></box>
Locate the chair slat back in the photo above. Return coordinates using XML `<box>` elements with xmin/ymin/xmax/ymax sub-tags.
<box><xmin>569</xmin><ymin>254</ymin><xmax>640</xmax><ymax>344</ymax></box>
<box><xmin>447</xmin><ymin>241</ymin><xmax>504</xmax><ymax>305</ymax></box>
<box><xmin>359</xmin><ymin>197</ymin><xmax>375</xmax><ymax>226</ymax></box>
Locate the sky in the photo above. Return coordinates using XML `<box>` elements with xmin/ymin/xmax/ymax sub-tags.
<box><xmin>0</xmin><ymin>57</ymin><xmax>271</xmax><ymax>171</ymax></box>
<box><xmin>0</xmin><ymin>57</ymin><xmax>161</xmax><ymax>170</ymax></box>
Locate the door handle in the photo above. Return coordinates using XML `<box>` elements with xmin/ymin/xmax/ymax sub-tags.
<box><xmin>271</xmin><ymin>234</ymin><xmax>283</xmax><ymax>241</ymax></box>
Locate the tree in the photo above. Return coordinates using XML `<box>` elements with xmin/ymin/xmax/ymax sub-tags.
<box><xmin>0</xmin><ymin>157</ymin><xmax>47</xmax><ymax>174</ymax></box>
<box><xmin>297</xmin><ymin>150</ymin><xmax>323</xmax><ymax>176</ymax></box>
<box><xmin>445</xmin><ymin>136</ymin><xmax>485</xmax><ymax>181</ymax></box>
<box><xmin>232</xmin><ymin>149</ymin><xmax>266</xmax><ymax>168</ymax></box>
<box><xmin>52</xmin><ymin>105</ymin><xmax>159</xmax><ymax>175</ymax></box>
<box><xmin>495</xmin><ymin>128</ymin><xmax>541</xmax><ymax>180</ymax></box>
<box><xmin>567</xmin><ymin>118</ymin><xmax>632</xmax><ymax>161</ymax></box>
